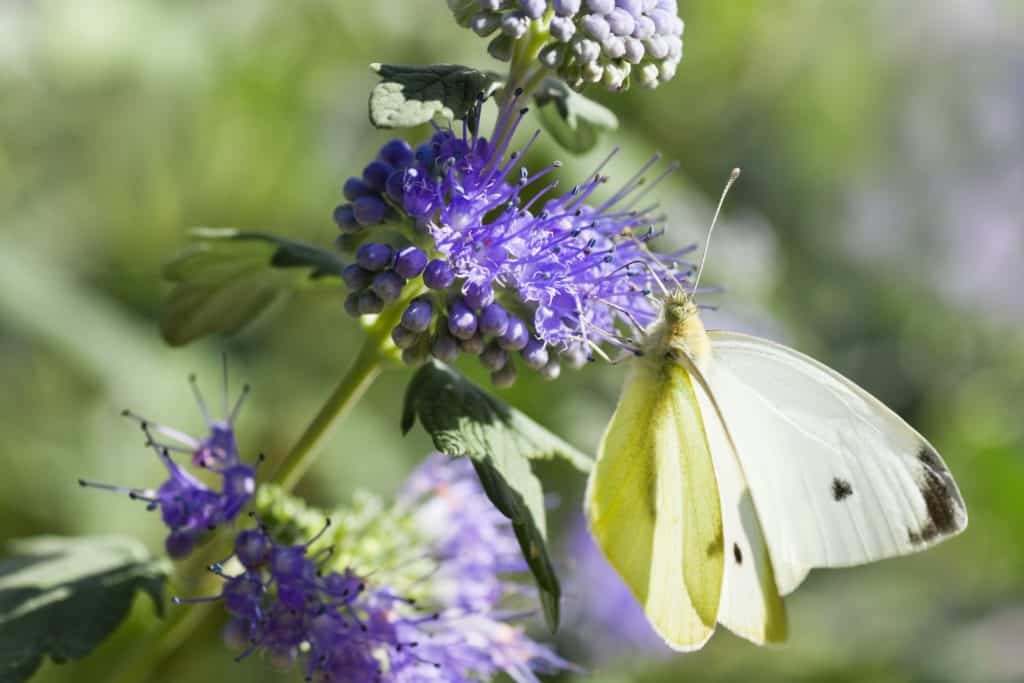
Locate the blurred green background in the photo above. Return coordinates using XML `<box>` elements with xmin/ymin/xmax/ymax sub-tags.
<box><xmin>2</xmin><ymin>1</ymin><xmax>1022</xmax><ymax>682</ymax></box>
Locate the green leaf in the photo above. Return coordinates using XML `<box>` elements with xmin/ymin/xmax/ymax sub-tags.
<box><xmin>534</xmin><ymin>78</ymin><xmax>619</xmax><ymax>154</ymax></box>
<box><xmin>369</xmin><ymin>64</ymin><xmax>500</xmax><ymax>129</ymax></box>
<box><xmin>401</xmin><ymin>361</ymin><xmax>591</xmax><ymax>631</ymax></box>
<box><xmin>160</xmin><ymin>228</ymin><xmax>344</xmax><ymax>346</ymax></box>
<box><xmin>0</xmin><ymin>536</ymin><xmax>170</xmax><ymax>683</ymax></box>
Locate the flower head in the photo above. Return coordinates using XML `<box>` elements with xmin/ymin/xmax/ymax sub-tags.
<box><xmin>447</xmin><ymin>0</ymin><xmax>684</xmax><ymax>91</ymax></box>
<box><xmin>193</xmin><ymin>455</ymin><xmax>571</xmax><ymax>682</ymax></box>
<box><xmin>79</xmin><ymin>366</ymin><xmax>257</xmax><ymax>558</ymax></box>
<box><xmin>335</xmin><ymin>93</ymin><xmax>693</xmax><ymax>386</ymax></box>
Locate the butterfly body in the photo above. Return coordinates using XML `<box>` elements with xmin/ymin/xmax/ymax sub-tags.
<box><xmin>585</xmin><ymin>292</ymin><xmax>967</xmax><ymax>651</ymax></box>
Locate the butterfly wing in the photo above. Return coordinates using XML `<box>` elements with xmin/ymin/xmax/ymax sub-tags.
<box><xmin>693</xmin><ymin>379</ymin><xmax>788</xmax><ymax>644</ymax></box>
<box><xmin>585</xmin><ymin>358</ymin><xmax>724</xmax><ymax>651</ymax></box>
<box><xmin>703</xmin><ymin>330</ymin><xmax>968</xmax><ymax>593</ymax></box>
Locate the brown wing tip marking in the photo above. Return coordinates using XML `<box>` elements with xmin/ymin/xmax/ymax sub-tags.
<box><xmin>912</xmin><ymin>446</ymin><xmax>965</xmax><ymax>543</ymax></box>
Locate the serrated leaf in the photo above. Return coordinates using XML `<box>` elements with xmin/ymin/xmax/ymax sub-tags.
<box><xmin>534</xmin><ymin>78</ymin><xmax>619</xmax><ymax>154</ymax></box>
<box><xmin>369</xmin><ymin>64</ymin><xmax>500</xmax><ymax>129</ymax></box>
<box><xmin>0</xmin><ymin>536</ymin><xmax>170</xmax><ymax>683</ymax></box>
<box><xmin>401</xmin><ymin>361</ymin><xmax>591</xmax><ymax>631</ymax></box>
<box><xmin>160</xmin><ymin>229</ymin><xmax>344</xmax><ymax>346</ymax></box>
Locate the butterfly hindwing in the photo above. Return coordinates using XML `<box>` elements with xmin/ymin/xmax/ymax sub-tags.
<box><xmin>586</xmin><ymin>358</ymin><xmax>724</xmax><ymax>650</ymax></box>
<box><xmin>704</xmin><ymin>330</ymin><xmax>967</xmax><ymax>592</ymax></box>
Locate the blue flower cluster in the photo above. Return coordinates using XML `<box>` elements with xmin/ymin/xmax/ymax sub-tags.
<box><xmin>79</xmin><ymin>372</ymin><xmax>256</xmax><ymax>559</ymax></box>
<box><xmin>179</xmin><ymin>455</ymin><xmax>569</xmax><ymax>682</ymax></box>
<box><xmin>447</xmin><ymin>0</ymin><xmax>685</xmax><ymax>90</ymax></box>
<box><xmin>334</xmin><ymin>93</ymin><xmax>692</xmax><ymax>385</ymax></box>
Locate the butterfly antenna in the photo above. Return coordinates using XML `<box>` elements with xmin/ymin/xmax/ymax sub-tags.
<box><xmin>692</xmin><ymin>167</ymin><xmax>741</xmax><ymax>296</ymax></box>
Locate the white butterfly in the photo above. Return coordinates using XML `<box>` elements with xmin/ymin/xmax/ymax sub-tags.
<box><xmin>584</xmin><ymin>170</ymin><xmax>968</xmax><ymax>649</ymax></box>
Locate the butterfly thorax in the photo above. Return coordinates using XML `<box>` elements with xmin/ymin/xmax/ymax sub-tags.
<box><xmin>642</xmin><ymin>291</ymin><xmax>712</xmax><ymax>369</ymax></box>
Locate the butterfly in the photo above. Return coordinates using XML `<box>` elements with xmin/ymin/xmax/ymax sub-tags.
<box><xmin>584</xmin><ymin>169</ymin><xmax>968</xmax><ymax>650</ymax></box>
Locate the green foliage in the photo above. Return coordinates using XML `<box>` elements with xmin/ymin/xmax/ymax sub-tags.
<box><xmin>0</xmin><ymin>536</ymin><xmax>169</xmax><ymax>683</ymax></box>
<box><xmin>160</xmin><ymin>228</ymin><xmax>343</xmax><ymax>346</ymax></box>
<box><xmin>402</xmin><ymin>361</ymin><xmax>591</xmax><ymax>631</ymax></box>
<box><xmin>534</xmin><ymin>79</ymin><xmax>620</xmax><ymax>154</ymax></box>
<box><xmin>368</xmin><ymin>64</ymin><xmax>501</xmax><ymax>129</ymax></box>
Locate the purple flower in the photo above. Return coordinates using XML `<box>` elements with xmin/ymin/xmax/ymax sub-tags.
<box><xmin>334</xmin><ymin>93</ymin><xmax>693</xmax><ymax>386</ymax></box>
<box><xmin>181</xmin><ymin>455</ymin><xmax>571</xmax><ymax>682</ymax></box>
<box><xmin>79</xmin><ymin>366</ymin><xmax>258</xmax><ymax>558</ymax></box>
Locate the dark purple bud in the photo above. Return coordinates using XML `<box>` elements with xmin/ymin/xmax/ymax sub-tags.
<box><xmin>497</xmin><ymin>316</ymin><xmax>530</xmax><ymax>351</ymax></box>
<box><xmin>343</xmin><ymin>177</ymin><xmax>372</xmax><ymax>201</ymax></box>
<box><xmin>521</xmin><ymin>338</ymin><xmax>550</xmax><ymax>370</ymax></box>
<box><xmin>357</xmin><ymin>290</ymin><xmax>384</xmax><ymax>315</ymax></box>
<box><xmin>491</xmin><ymin>362</ymin><xmax>518</xmax><ymax>388</ymax></box>
<box><xmin>401</xmin><ymin>346</ymin><xmax>428</xmax><ymax>367</ymax></box>
<box><xmin>479</xmin><ymin>303</ymin><xmax>510</xmax><ymax>336</ymax></box>
<box><xmin>431</xmin><ymin>325</ymin><xmax>459</xmax><ymax>362</ymax></box>
<box><xmin>356</xmin><ymin>242</ymin><xmax>394</xmax><ymax>272</ymax></box>
<box><xmin>343</xmin><ymin>292</ymin><xmax>361</xmax><ymax>318</ymax></box>
<box><xmin>458</xmin><ymin>332</ymin><xmax>485</xmax><ymax>355</ymax></box>
<box><xmin>401</xmin><ymin>298</ymin><xmax>433</xmax><ymax>332</ymax></box>
<box><xmin>540</xmin><ymin>359</ymin><xmax>562</xmax><ymax>381</ymax></box>
<box><xmin>353</xmin><ymin>195</ymin><xmax>388</xmax><ymax>226</ymax></box>
<box><xmin>391</xmin><ymin>324</ymin><xmax>420</xmax><ymax>350</ymax></box>
<box><xmin>462</xmin><ymin>281</ymin><xmax>495</xmax><ymax>309</ymax></box>
<box><xmin>165</xmin><ymin>530</ymin><xmax>195</xmax><ymax>559</ymax></box>
<box><xmin>394</xmin><ymin>246</ymin><xmax>428</xmax><ymax>279</ymax></box>
<box><xmin>234</xmin><ymin>529</ymin><xmax>271</xmax><ymax>569</ymax></box>
<box><xmin>385</xmin><ymin>169</ymin><xmax>407</xmax><ymax>203</ymax></box>
<box><xmin>362</xmin><ymin>161</ymin><xmax>393</xmax><ymax>193</ymax></box>
<box><xmin>220</xmin><ymin>465</ymin><xmax>255</xmax><ymax>518</ymax></box>
<box><xmin>423</xmin><ymin>259</ymin><xmax>455</xmax><ymax>289</ymax></box>
<box><xmin>447</xmin><ymin>299</ymin><xmax>478</xmax><ymax>340</ymax></box>
<box><xmin>480</xmin><ymin>342</ymin><xmax>509</xmax><ymax>371</ymax></box>
<box><xmin>342</xmin><ymin>264</ymin><xmax>373</xmax><ymax>290</ymax></box>
<box><xmin>332</xmin><ymin>204</ymin><xmax>360</xmax><ymax>233</ymax></box>
<box><xmin>415</xmin><ymin>142</ymin><xmax>435</xmax><ymax>167</ymax></box>
<box><xmin>378</xmin><ymin>139</ymin><xmax>414</xmax><ymax>167</ymax></box>
<box><xmin>370</xmin><ymin>270</ymin><xmax>405</xmax><ymax>302</ymax></box>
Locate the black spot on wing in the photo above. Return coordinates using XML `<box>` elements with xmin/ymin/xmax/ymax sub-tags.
<box><xmin>907</xmin><ymin>522</ymin><xmax>940</xmax><ymax>546</ymax></box>
<box><xmin>733</xmin><ymin>543</ymin><xmax>743</xmax><ymax>565</ymax></box>
<box><xmin>831</xmin><ymin>477</ymin><xmax>853</xmax><ymax>501</ymax></box>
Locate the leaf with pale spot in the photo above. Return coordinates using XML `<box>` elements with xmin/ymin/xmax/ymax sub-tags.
<box><xmin>535</xmin><ymin>78</ymin><xmax>619</xmax><ymax>154</ymax></box>
<box><xmin>369</xmin><ymin>64</ymin><xmax>500</xmax><ymax>129</ymax></box>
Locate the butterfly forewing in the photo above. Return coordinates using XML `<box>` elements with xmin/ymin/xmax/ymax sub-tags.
<box><xmin>703</xmin><ymin>330</ymin><xmax>967</xmax><ymax>591</ymax></box>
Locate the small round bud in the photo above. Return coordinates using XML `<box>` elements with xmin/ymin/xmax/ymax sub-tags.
<box><xmin>607</xmin><ymin>8</ymin><xmax>635</xmax><ymax>36</ymax></box>
<box><xmin>521</xmin><ymin>338</ymin><xmax>550</xmax><ymax>370</ymax></box>
<box><xmin>586</xmin><ymin>0</ymin><xmax>615</xmax><ymax>13</ymax></box>
<box><xmin>491</xmin><ymin>362</ymin><xmax>517</xmax><ymax>388</ymax></box>
<box><xmin>401</xmin><ymin>298</ymin><xmax>434</xmax><ymax>332</ymax></box>
<box><xmin>357</xmin><ymin>290</ymin><xmax>384</xmax><ymax>315</ymax></box>
<box><xmin>423</xmin><ymin>259</ymin><xmax>455</xmax><ymax>289</ymax></box>
<box><xmin>343</xmin><ymin>292</ymin><xmax>361</xmax><ymax>318</ymax></box>
<box><xmin>353</xmin><ymin>195</ymin><xmax>388</xmax><ymax>226</ymax></box>
<box><xmin>497</xmin><ymin>316</ymin><xmax>529</xmax><ymax>351</ymax></box>
<box><xmin>402</xmin><ymin>345</ymin><xmax>428</xmax><ymax>367</ymax></box>
<box><xmin>582</xmin><ymin>14</ymin><xmax>611</xmax><ymax>41</ymax></box>
<box><xmin>462</xmin><ymin>281</ymin><xmax>494</xmax><ymax>309</ymax></box>
<box><xmin>431</xmin><ymin>325</ymin><xmax>459</xmax><ymax>362</ymax></box>
<box><xmin>332</xmin><ymin>204</ymin><xmax>360</xmax><ymax>233</ymax></box>
<box><xmin>447</xmin><ymin>299</ymin><xmax>478</xmax><ymax>340</ymax></box>
<box><xmin>479</xmin><ymin>303</ymin><xmax>510</xmax><ymax>336</ymax></box>
<box><xmin>391</xmin><ymin>324</ymin><xmax>420</xmax><ymax>350</ymax></box>
<box><xmin>385</xmin><ymin>169</ymin><xmax>407</xmax><ymax>203</ymax></box>
<box><xmin>234</xmin><ymin>529</ymin><xmax>271</xmax><ymax>569</ymax></box>
<box><xmin>165</xmin><ymin>530</ymin><xmax>195</xmax><ymax>559</ymax></box>
<box><xmin>519</xmin><ymin>0</ymin><xmax>546</xmax><ymax>19</ymax></box>
<box><xmin>356</xmin><ymin>242</ymin><xmax>395</xmax><ymax>272</ymax></box>
<box><xmin>540</xmin><ymin>359</ymin><xmax>562</xmax><ymax>381</ymax></box>
<box><xmin>362</xmin><ymin>161</ymin><xmax>393</xmax><ymax>193</ymax></box>
<box><xmin>554</xmin><ymin>0</ymin><xmax>582</xmax><ymax>16</ymax></box>
<box><xmin>370</xmin><ymin>270</ymin><xmax>406</xmax><ymax>303</ymax></box>
<box><xmin>550</xmin><ymin>17</ymin><xmax>576</xmax><ymax>42</ymax></box>
<box><xmin>343</xmin><ymin>177</ymin><xmax>372</xmax><ymax>201</ymax></box>
<box><xmin>378</xmin><ymin>139</ymin><xmax>414</xmax><ymax>167</ymax></box>
<box><xmin>341</xmin><ymin>264</ymin><xmax>373</xmax><ymax>290</ymax></box>
<box><xmin>458</xmin><ymin>332</ymin><xmax>485</xmax><ymax>355</ymax></box>
<box><xmin>394</xmin><ymin>246</ymin><xmax>428</xmax><ymax>279</ymax></box>
<box><xmin>480</xmin><ymin>341</ymin><xmax>509</xmax><ymax>372</ymax></box>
